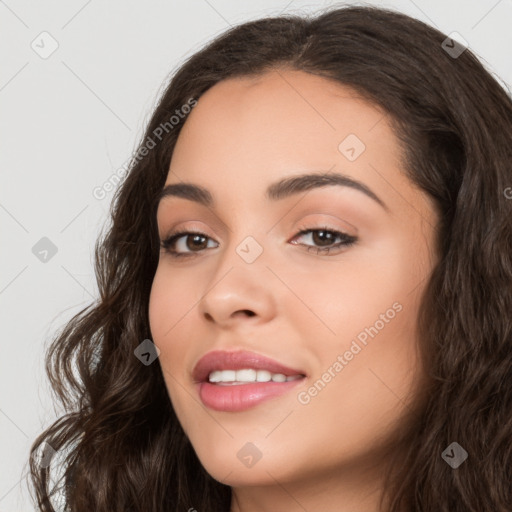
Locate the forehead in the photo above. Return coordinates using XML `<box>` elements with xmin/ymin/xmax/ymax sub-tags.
<box><xmin>174</xmin><ymin>68</ymin><xmax>396</xmax><ymax>159</ymax></box>
<box><xmin>164</xmin><ymin>68</ymin><xmax>412</xmax><ymax>214</ymax></box>
<box><xmin>171</xmin><ymin>69</ymin><xmax>393</xmax><ymax>171</ymax></box>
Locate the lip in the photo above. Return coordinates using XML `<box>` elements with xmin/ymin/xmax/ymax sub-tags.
<box><xmin>192</xmin><ymin>349</ymin><xmax>307</xmax><ymax>383</ymax></box>
<box><xmin>192</xmin><ymin>350</ymin><xmax>307</xmax><ymax>412</ymax></box>
<box><xmin>197</xmin><ymin>379</ymin><xmax>305</xmax><ymax>412</ymax></box>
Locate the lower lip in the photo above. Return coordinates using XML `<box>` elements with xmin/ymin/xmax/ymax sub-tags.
<box><xmin>197</xmin><ymin>378</ymin><xmax>305</xmax><ymax>412</ymax></box>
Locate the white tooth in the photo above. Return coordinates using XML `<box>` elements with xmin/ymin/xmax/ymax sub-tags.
<box><xmin>208</xmin><ymin>371</ymin><xmax>222</xmax><ymax>383</ymax></box>
<box><xmin>256</xmin><ymin>370</ymin><xmax>272</xmax><ymax>382</ymax></box>
<box><xmin>208</xmin><ymin>369</ymin><xmax>302</xmax><ymax>384</ymax></box>
<box><xmin>219</xmin><ymin>370</ymin><xmax>236</xmax><ymax>382</ymax></box>
<box><xmin>236</xmin><ymin>369</ymin><xmax>257</xmax><ymax>382</ymax></box>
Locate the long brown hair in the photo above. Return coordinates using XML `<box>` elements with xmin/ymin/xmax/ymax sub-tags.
<box><xmin>28</xmin><ymin>5</ymin><xmax>512</xmax><ymax>511</ymax></box>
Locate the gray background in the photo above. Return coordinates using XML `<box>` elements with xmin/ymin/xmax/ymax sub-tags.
<box><xmin>1</xmin><ymin>0</ymin><xmax>511</xmax><ymax>510</ymax></box>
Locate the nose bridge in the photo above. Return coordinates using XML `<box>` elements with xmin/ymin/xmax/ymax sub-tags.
<box><xmin>218</xmin><ymin>203</ymin><xmax>271</xmax><ymax>267</ymax></box>
<box><xmin>210</xmin><ymin>230</ymin><xmax>269</xmax><ymax>293</ymax></box>
<box><xmin>197</xmin><ymin>221</ymin><xmax>276</xmax><ymax>324</ymax></box>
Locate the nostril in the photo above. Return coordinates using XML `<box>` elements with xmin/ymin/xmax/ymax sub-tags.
<box><xmin>233</xmin><ymin>310</ymin><xmax>256</xmax><ymax>318</ymax></box>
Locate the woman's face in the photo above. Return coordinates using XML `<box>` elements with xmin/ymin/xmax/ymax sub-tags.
<box><xmin>149</xmin><ymin>69</ymin><xmax>438</xmax><ymax>502</ymax></box>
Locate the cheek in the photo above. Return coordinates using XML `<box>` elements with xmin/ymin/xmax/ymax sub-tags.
<box><xmin>148</xmin><ymin>269</ymin><xmax>196</xmax><ymax>424</ymax></box>
<box><xmin>148</xmin><ymin>266</ymin><xmax>197</xmax><ymax>390</ymax></box>
<box><xmin>295</xmin><ymin>297</ymin><xmax>423</xmax><ymax>465</ymax></box>
<box><xmin>296</xmin><ymin>238</ymin><xmax>426</xmax><ymax>412</ymax></box>
<box><xmin>148</xmin><ymin>265</ymin><xmax>197</xmax><ymax>344</ymax></box>
<box><xmin>282</xmin><ymin>239</ymin><xmax>414</xmax><ymax>346</ymax></box>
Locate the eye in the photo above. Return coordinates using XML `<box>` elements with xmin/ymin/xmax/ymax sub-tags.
<box><xmin>290</xmin><ymin>225</ymin><xmax>357</xmax><ymax>255</ymax></box>
<box><xmin>160</xmin><ymin>230</ymin><xmax>218</xmax><ymax>258</ymax></box>
<box><xmin>160</xmin><ymin>226</ymin><xmax>357</xmax><ymax>258</ymax></box>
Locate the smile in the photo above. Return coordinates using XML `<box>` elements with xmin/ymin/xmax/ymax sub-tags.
<box><xmin>208</xmin><ymin>368</ymin><xmax>304</xmax><ymax>384</ymax></box>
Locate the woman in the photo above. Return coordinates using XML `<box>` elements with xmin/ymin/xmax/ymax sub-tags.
<box><xmin>29</xmin><ymin>5</ymin><xmax>512</xmax><ymax>511</ymax></box>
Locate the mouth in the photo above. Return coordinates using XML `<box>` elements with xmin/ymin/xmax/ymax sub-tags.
<box><xmin>192</xmin><ymin>350</ymin><xmax>307</xmax><ymax>412</ymax></box>
<box><xmin>208</xmin><ymin>369</ymin><xmax>305</xmax><ymax>385</ymax></box>
<box><xmin>196</xmin><ymin>377</ymin><xmax>307</xmax><ymax>412</ymax></box>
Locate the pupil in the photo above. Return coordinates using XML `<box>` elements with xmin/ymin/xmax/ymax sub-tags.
<box><xmin>189</xmin><ymin>234</ymin><xmax>206</xmax><ymax>250</ymax></box>
<box><xmin>313</xmin><ymin>230</ymin><xmax>333</xmax><ymax>246</ymax></box>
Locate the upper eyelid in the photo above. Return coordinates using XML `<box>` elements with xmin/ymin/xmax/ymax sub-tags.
<box><xmin>159</xmin><ymin>212</ymin><xmax>358</xmax><ymax>237</ymax></box>
<box><xmin>161</xmin><ymin>224</ymin><xmax>352</xmax><ymax>240</ymax></box>
<box><xmin>161</xmin><ymin>226</ymin><xmax>356</xmax><ymax>248</ymax></box>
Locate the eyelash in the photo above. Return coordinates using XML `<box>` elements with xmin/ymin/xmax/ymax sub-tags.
<box><xmin>159</xmin><ymin>225</ymin><xmax>357</xmax><ymax>259</ymax></box>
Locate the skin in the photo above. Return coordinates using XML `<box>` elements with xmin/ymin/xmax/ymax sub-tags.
<box><xmin>149</xmin><ymin>68</ymin><xmax>439</xmax><ymax>512</ymax></box>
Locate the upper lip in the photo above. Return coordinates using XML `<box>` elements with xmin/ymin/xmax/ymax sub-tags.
<box><xmin>192</xmin><ymin>350</ymin><xmax>307</xmax><ymax>383</ymax></box>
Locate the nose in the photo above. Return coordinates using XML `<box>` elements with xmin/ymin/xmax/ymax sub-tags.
<box><xmin>197</xmin><ymin>247</ymin><xmax>277</xmax><ymax>328</ymax></box>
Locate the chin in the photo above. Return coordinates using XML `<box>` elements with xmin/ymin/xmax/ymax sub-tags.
<box><xmin>191</xmin><ymin>441</ymin><xmax>300</xmax><ymax>487</ymax></box>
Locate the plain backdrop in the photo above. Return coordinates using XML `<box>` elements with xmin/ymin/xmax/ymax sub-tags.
<box><xmin>1</xmin><ymin>0</ymin><xmax>511</xmax><ymax>510</ymax></box>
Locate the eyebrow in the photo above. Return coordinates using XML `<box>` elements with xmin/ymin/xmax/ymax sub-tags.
<box><xmin>156</xmin><ymin>172</ymin><xmax>388</xmax><ymax>211</ymax></box>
